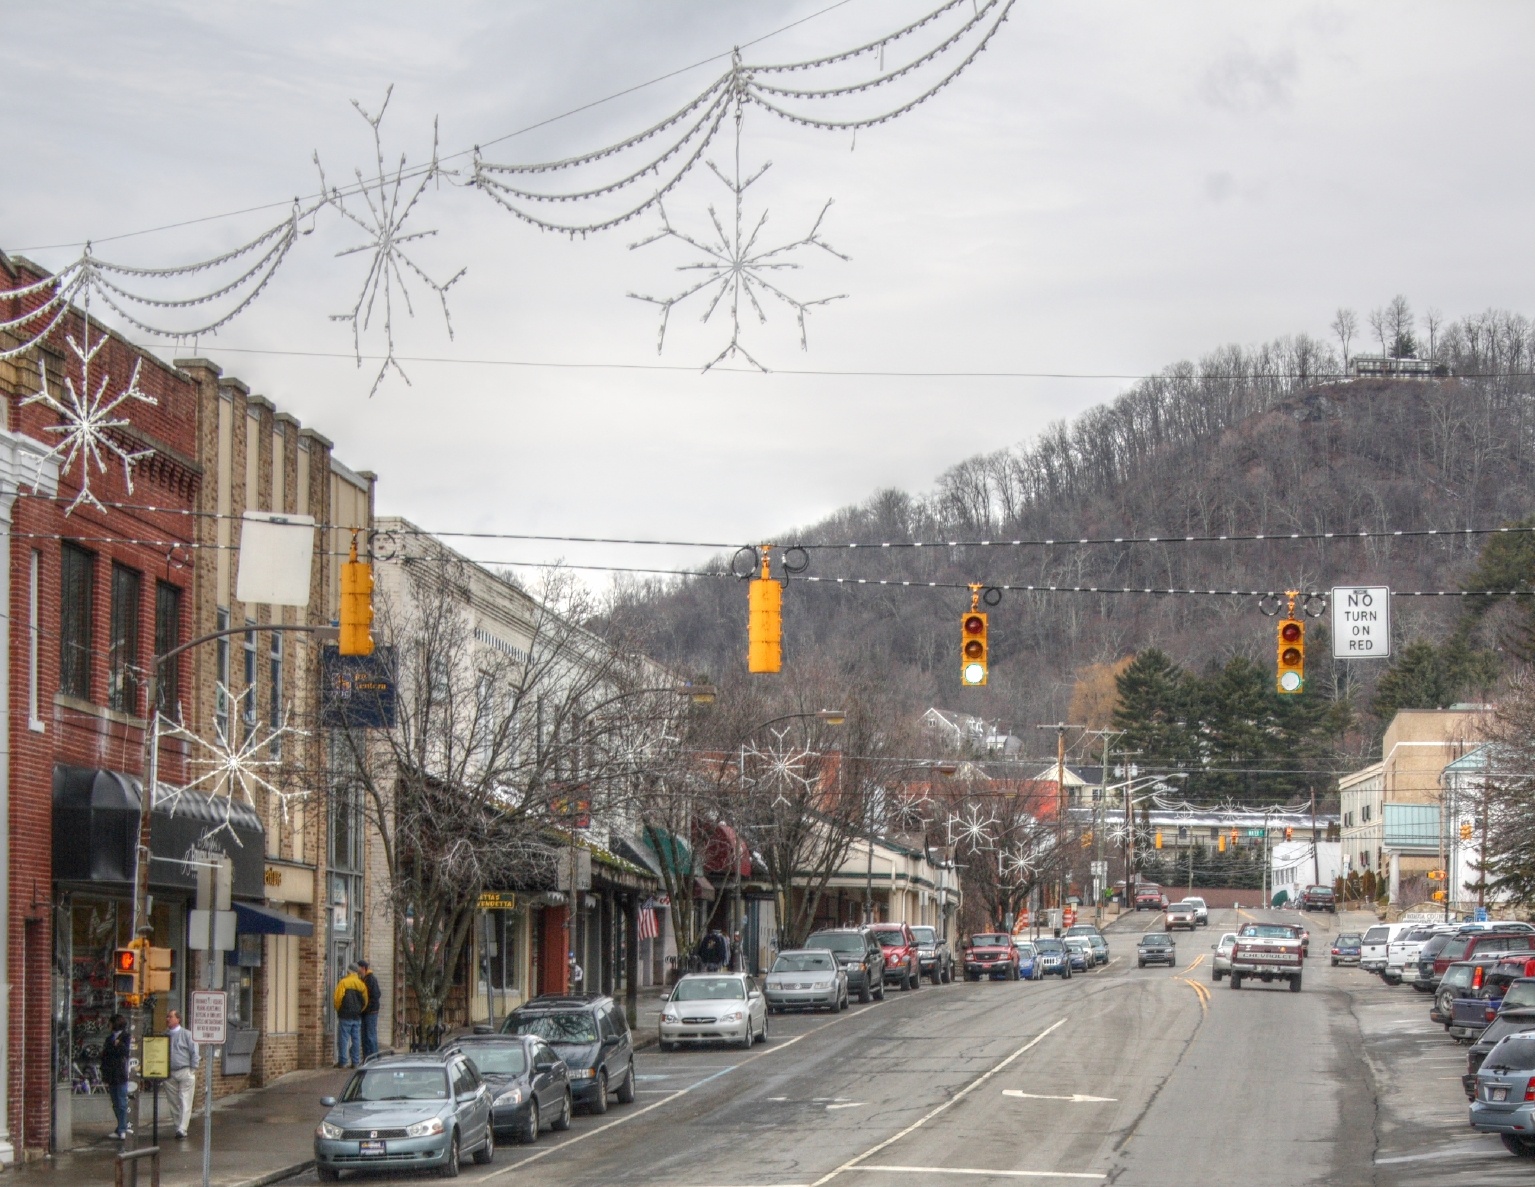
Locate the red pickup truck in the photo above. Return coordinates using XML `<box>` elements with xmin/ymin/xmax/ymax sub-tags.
<box><xmin>1228</xmin><ymin>922</ymin><xmax>1306</xmax><ymax>992</ymax></box>
<box><xmin>1134</xmin><ymin>884</ymin><xmax>1166</xmax><ymax>911</ymax></box>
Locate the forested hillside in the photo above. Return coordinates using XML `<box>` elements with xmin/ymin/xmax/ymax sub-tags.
<box><xmin>612</xmin><ymin>306</ymin><xmax>1535</xmax><ymax>783</ymax></box>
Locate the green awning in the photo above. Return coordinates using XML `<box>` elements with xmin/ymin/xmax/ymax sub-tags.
<box><xmin>641</xmin><ymin>828</ymin><xmax>693</xmax><ymax>876</ymax></box>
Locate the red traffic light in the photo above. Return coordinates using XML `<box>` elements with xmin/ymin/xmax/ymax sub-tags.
<box><xmin>1280</xmin><ymin>621</ymin><xmax>1302</xmax><ymax>643</ymax></box>
<box><xmin>963</xmin><ymin>614</ymin><xmax>985</xmax><ymax>635</ymax></box>
<box><xmin>113</xmin><ymin>949</ymin><xmax>136</xmax><ymax>973</ymax></box>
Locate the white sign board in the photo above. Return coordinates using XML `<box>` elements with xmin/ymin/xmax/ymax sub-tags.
<box><xmin>1331</xmin><ymin>586</ymin><xmax>1392</xmax><ymax>658</ymax></box>
<box><xmin>189</xmin><ymin>989</ymin><xmax>228</xmax><ymax>1046</ymax></box>
<box><xmin>236</xmin><ymin>512</ymin><xmax>317</xmax><ymax>607</ymax></box>
<box><xmin>186</xmin><ymin>909</ymin><xmax>237</xmax><ymax>952</ymax></box>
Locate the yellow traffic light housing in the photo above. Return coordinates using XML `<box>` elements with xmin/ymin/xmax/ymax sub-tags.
<box><xmin>961</xmin><ymin>588</ymin><xmax>988</xmax><ymax>687</ymax></box>
<box><xmin>1154</xmin><ymin>830</ymin><xmax>1163</xmax><ymax>850</ymax></box>
<box><xmin>748</xmin><ymin>550</ymin><xmax>783</xmax><ymax>674</ymax></box>
<box><xmin>340</xmin><ymin>533</ymin><xmax>374</xmax><ymax>657</ymax></box>
<box><xmin>1080</xmin><ymin>830</ymin><xmax>1093</xmax><ymax>849</ymax></box>
<box><xmin>1431</xmin><ymin>890</ymin><xmax>1447</xmax><ymax>902</ymax></box>
<box><xmin>1460</xmin><ymin>821</ymin><xmax>1474</xmax><ymax>841</ymax></box>
<box><xmin>1218</xmin><ymin>833</ymin><xmax>1226</xmax><ymax>853</ymax></box>
<box><xmin>1285</xmin><ymin>826</ymin><xmax>1294</xmax><ymax>842</ymax></box>
<box><xmin>1276</xmin><ymin>613</ymin><xmax>1305</xmax><ymax>695</ymax></box>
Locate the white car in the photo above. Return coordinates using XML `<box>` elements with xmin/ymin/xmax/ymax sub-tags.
<box><xmin>1384</xmin><ymin>925</ymin><xmax>1453</xmax><ymax>986</ymax></box>
<box><xmin>764</xmin><ymin>950</ymin><xmax>848</xmax><ymax>1013</ymax></box>
<box><xmin>1211</xmin><ymin>932</ymin><xmax>1237</xmax><ymax>981</ymax></box>
<box><xmin>1180</xmin><ymin>897</ymin><xmax>1210</xmax><ymax>927</ymax></box>
<box><xmin>1360</xmin><ymin>923</ymin><xmax>1414</xmax><ymax>974</ymax></box>
<box><xmin>659</xmin><ymin>973</ymin><xmax>769</xmax><ymax>1050</ymax></box>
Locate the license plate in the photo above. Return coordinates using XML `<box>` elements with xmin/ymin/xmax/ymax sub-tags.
<box><xmin>360</xmin><ymin>1140</ymin><xmax>387</xmax><ymax>1156</ymax></box>
<box><xmin>1493</xmin><ymin>1088</ymin><xmax>1509</xmax><ymax>1102</ymax></box>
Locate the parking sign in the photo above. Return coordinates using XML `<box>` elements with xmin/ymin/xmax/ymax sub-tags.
<box><xmin>190</xmin><ymin>989</ymin><xmax>228</xmax><ymax>1046</ymax></box>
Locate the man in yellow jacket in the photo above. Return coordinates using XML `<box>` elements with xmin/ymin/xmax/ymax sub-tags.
<box><xmin>333</xmin><ymin>964</ymin><xmax>370</xmax><ymax>1068</ymax></box>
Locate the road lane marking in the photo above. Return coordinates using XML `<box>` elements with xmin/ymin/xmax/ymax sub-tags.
<box><xmin>851</xmin><ymin>1166</ymin><xmax>1104</xmax><ymax>1180</ymax></box>
<box><xmin>827</xmin><ymin>1102</ymin><xmax>864</xmax><ymax>1110</ymax></box>
<box><xmin>1002</xmin><ymin>1091</ymin><xmax>1116</xmax><ymax>1103</ymax></box>
<box><xmin>1175</xmin><ymin>976</ymin><xmax>1211</xmax><ymax>1012</ymax></box>
<box><xmin>808</xmin><ymin>1018</ymin><xmax>1069</xmax><ymax>1186</ymax></box>
<box><xmin>1184</xmin><ymin>954</ymin><xmax>1206</xmax><ymax>971</ymax></box>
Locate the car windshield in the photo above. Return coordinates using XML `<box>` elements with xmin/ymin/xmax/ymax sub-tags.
<box><xmin>1486</xmin><ymin>1036</ymin><xmax>1535</xmax><ymax>1072</ymax></box>
<box><xmin>1141</xmin><ymin>935</ymin><xmax>1171</xmax><ymax>947</ymax></box>
<box><xmin>1334</xmin><ymin>933</ymin><xmax>1361</xmax><ymax>946</ymax></box>
<box><xmin>1403</xmin><ymin>928</ymin><xmax>1438</xmax><ymax>942</ymax></box>
<box><xmin>971</xmin><ymin>935</ymin><xmax>1010</xmax><ymax>947</ymax></box>
<box><xmin>910</xmin><ymin>927</ymin><xmax>936</xmax><ymax>945</ymax></box>
<box><xmin>673</xmin><ymin>977</ymin><xmax>746</xmax><ymax>1001</ymax></box>
<box><xmin>870</xmin><ymin>930</ymin><xmax>906</xmax><ymax>947</ymax></box>
<box><xmin>504</xmin><ymin>1012</ymin><xmax>599</xmax><ymax>1044</ymax></box>
<box><xmin>1065</xmin><ymin>938</ymin><xmax>1088</xmax><ymax>949</ymax></box>
<box><xmin>1035</xmin><ymin>939</ymin><xmax>1064</xmax><ymax>953</ymax></box>
<box><xmin>1184</xmin><ymin>898</ymin><xmax>1206</xmax><ymax>907</ymax></box>
<box><xmin>772</xmin><ymin>953</ymin><xmax>835</xmax><ymax>974</ymax></box>
<box><xmin>806</xmin><ymin>933</ymin><xmax>865</xmax><ymax>954</ymax></box>
<box><xmin>1419</xmin><ymin>936</ymin><xmax>1450</xmax><ymax>956</ymax></box>
<box><xmin>1363</xmin><ymin>927</ymin><xmax>1389</xmax><ymax>944</ymax></box>
<box><xmin>1066</xmin><ymin>925</ymin><xmax>1097</xmax><ymax>935</ymax></box>
<box><xmin>1239</xmin><ymin>925</ymin><xmax>1298</xmax><ymax>939</ymax></box>
<box><xmin>461</xmin><ymin>1045</ymin><xmax>528</xmax><ymax>1077</ymax></box>
<box><xmin>343</xmin><ymin>1067</ymin><xmax>448</xmax><ymax>1102</ymax></box>
<box><xmin>1504</xmin><ymin>983</ymin><xmax>1535</xmax><ymax>1010</ymax></box>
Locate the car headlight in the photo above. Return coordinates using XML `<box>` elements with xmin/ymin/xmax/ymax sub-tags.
<box><xmin>316</xmin><ymin>1120</ymin><xmax>343</xmax><ymax>1140</ymax></box>
<box><xmin>568</xmin><ymin>1068</ymin><xmax>595</xmax><ymax>1079</ymax></box>
<box><xmin>493</xmin><ymin>1088</ymin><xmax>523</xmax><ymax>1107</ymax></box>
<box><xmin>405</xmin><ymin>1117</ymin><xmax>445</xmax><ymax>1138</ymax></box>
<box><xmin>811</xmin><ymin>981</ymin><xmax>833</xmax><ymax>990</ymax></box>
<box><xmin>720</xmin><ymin>1010</ymin><xmax>744</xmax><ymax>1022</ymax></box>
<box><xmin>845</xmin><ymin>962</ymin><xmax>865</xmax><ymax>972</ymax></box>
<box><xmin>662</xmin><ymin>1009</ymin><xmax>679</xmax><ymax>1021</ymax></box>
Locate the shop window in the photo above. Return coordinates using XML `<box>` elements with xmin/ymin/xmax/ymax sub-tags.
<box><xmin>108</xmin><ymin>564</ymin><xmax>142</xmax><ymax>714</ymax></box>
<box><xmin>59</xmin><ymin>542</ymin><xmax>94</xmax><ymax>699</ymax></box>
<box><xmin>484</xmin><ymin>910</ymin><xmax>520</xmax><ymax>992</ymax></box>
<box><xmin>155</xmin><ymin>582</ymin><xmax>182</xmax><ymax>718</ymax></box>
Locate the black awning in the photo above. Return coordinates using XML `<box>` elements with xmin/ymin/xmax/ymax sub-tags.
<box><xmin>233</xmin><ymin>900</ymin><xmax>313</xmax><ymax>937</ymax></box>
<box><xmin>52</xmin><ymin>764</ymin><xmax>265</xmax><ymax>898</ymax></box>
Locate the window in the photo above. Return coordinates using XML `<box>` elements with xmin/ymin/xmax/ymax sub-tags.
<box><xmin>269</xmin><ymin>633</ymin><xmax>283</xmax><ymax>757</ymax></box>
<box><xmin>215</xmin><ymin>607</ymin><xmax>230</xmax><ymax>739</ymax></box>
<box><xmin>108</xmin><ymin>564</ymin><xmax>142</xmax><ymax>714</ymax></box>
<box><xmin>59</xmin><ymin>543</ymin><xmax>94</xmax><ymax>699</ymax></box>
<box><xmin>154</xmin><ymin>583</ymin><xmax>182</xmax><ymax>718</ymax></box>
<box><xmin>242</xmin><ymin>622</ymin><xmax>257</xmax><ymax>740</ymax></box>
<box><xmin>484</xmin><ymin>911</ymin><xmax>519</xmax><ymax>992</ymax></box>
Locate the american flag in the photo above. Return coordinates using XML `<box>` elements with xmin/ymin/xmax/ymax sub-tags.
<box><xmin>637</xmin><ymin>906</ymin><xmax>659</xmax><ymax>941</ymax></box>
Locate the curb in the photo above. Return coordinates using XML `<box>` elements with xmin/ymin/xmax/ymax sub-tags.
<box><xmin>230</xmin><ymin>1159</ymin><xmax>314</xmax><ymax>1187</ymax></box>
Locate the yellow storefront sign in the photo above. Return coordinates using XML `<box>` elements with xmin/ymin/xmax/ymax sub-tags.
<box><xmin>477</xmin><ymin>891</ymin><xmax>517</xmax><ymax>912</ymax></box>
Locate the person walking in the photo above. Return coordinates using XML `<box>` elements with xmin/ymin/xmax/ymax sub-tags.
<box><xmin>165</xmin><ymin>1009</ymin><xmax>200</xmax><ymax>1140</ymax></box>
<box><xmin>568</xmin><ymin>952</ymin><xmax>584</xmax><ymax>992</ymax></box>
<box><xmin>698</xmin><ymin>929</ymin><xmax>726</xmax><ymax>972</ymax></box>
<box><xmin>358</xmin><ymin>959</ymin><xmax>382</xmax><ymax>1061</ymax></box>
<box><xmin>100</xmin><ymin>1013</ymin><xmax>132</xmax><ymax>1140</ymax></box>
<box><xmin>333</xmin><ymin>963</ymin><xmax>369</xmax><ymax>1068</ymax></box>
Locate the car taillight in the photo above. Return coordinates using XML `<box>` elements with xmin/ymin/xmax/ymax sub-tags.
<box><xmin>1525</xmin><ymin>1077</ymin><xmax>1535</xmax><ymax>1103</ymax></box>
<box><xmin>1474</xmin><ymin>966</ymin><xmax>1485</xmax><ymax>990</ymax></box>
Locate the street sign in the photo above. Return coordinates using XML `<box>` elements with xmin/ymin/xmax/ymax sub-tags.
<box><xmin>141</xmin><ymin>1035</ymin><xmax>169</xmax><ymax>1080</ymax></box>
<box><xmin>477</xmin><ymin>891</ymin><xmax>517</xmax><ymax>911</ymax></box>
<box><xmin>1331</xmin><ymin>586</ymin><xmax>1391</xmax><ymax>659</ymax></box>
<box><xmin>190</xmin><ymin>989</ymin><xmax>228</xmax><ymax>1046</ymax></box>
<box><xmin>320</xmin><ymin>645</ymin><xmax>397</xmax><ymax>728</ymax></box>
<box><xmin>1246</xmin><ymin>829</ymin><xmax>1265</xmax><ymax>838</ymax></box>
<box><xmin>1089</xmin><ymin>861</ymin><xmax>1108</xmax><ymax>878</ymax></box>
<box><xmin>236</xmin><ymin>512</ymin><xmax>317</xmax><ymax>606</ymax></box>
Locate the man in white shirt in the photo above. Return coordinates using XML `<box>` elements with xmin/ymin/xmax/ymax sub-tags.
<box><xmin>165</xmin><ymin>1010</ymin><xmax>200</xmax><ymax>1140</ymax></box>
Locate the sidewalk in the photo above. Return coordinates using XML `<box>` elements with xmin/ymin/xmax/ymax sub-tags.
<box><xmin>16</xmin><ymin>1066</ymin><xmax>351</xmax><ymax>1187</ymax></box>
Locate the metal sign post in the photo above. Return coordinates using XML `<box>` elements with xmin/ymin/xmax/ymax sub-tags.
<box><xmin>190</xmin><ymin>990</ymin><xmax>226</xmax><ymax>1187</ymax></box>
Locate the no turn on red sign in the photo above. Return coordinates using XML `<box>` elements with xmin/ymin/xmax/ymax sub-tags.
<box><xmin>1331</xmin><ymin>586</ymin><xmax>1391</xmax><ymax>659</ymax></box>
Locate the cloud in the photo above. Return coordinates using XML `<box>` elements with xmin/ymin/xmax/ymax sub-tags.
<box><xmin>1200</xmin><ymin>45</ymin><xmax>1298</xmax><ymax>112</ymax></box>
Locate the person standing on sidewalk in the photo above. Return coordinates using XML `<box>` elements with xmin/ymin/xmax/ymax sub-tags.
<box><xmin>333</xmin><ymin>964</ymin><xmax>368</xmax><ymax>1068</ymax></box>
<box><xmin>358</xmin><ymin>959</ymin><xmax>382</xmax><ymax>1061</ymax></box>
<box><xmin>165</xmin><ymin>1009</ymin><xmax>200</xmax><ymax>1140</ymax></box>
<box><xmin>100</xmin><ymin>1014</ymin><xmax>132</xmax><ymax>1140</ymax></box>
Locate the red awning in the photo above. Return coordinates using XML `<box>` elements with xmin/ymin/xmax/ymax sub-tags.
<box><xmin>697</xmin><ymin>821</ymin><xmax>751</xmax><ymax>878</ymax></box>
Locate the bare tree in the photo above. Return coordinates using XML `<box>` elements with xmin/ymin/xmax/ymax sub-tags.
<box><xmin>1368</xmin><ymin>306</ymin><xmax>1389</xmax><ymax>356</ymax></box>
<box><xmin>1330</xmin><ymin>308</ymin><xmax>1358</xmax><ymax>368</ymax></box>
<box><xmin>1387</xmin><ymin>294</ymin><xmax>1416</xmax><ymax>357</ymax></box>
<box><xmin>1423</xmin><ymin>307</ymin><xmax>1443</xmax><ymax>358</ymax></box>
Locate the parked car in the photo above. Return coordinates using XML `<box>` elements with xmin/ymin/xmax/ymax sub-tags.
<box><xmin>457</xmin><ymin>1032</ymin><xmax>572</xmax><ymax>1145</ymax></box>
<box><xmin>1063</xmin><ymin>936</ymin><xmax>1094</xmax><ymax>971</ymax></box>
<box><xmin>314</xmin><ymin>1048</ymin><xmax>496</xmax><ymax>1181</ymax></box>
<box><xmin>657</xmin><ymin>973</ymin><xmax>769</xmax><ymax>1050</ymax></box>
<box><xmin>1180</xmin><ymin>897</ymin><xmax>1209</xmax><ymax>927</ymax></box>
<box><xmin>1384</xmin><ymin>925</ymin><xmax>1449</xmax><ymax>986</ymax></box>
<box><xmin>910</xmin><ymin>925</ymin><xmax>954</xmax><ymax>985</ymax></box>
<box><xmin>963</xmin><ymin>933</ymin><xmax>1020</xmax><ymax>981</ymax></box>
<box><xmin>1164</xmin><ymin>902</ymin><xmax>1197</xmax><ymax>932</ymax></box>
<box><xmin>1361</xmin><ymin>922</ymin><xmax>1414</xmax><ymax>974</ymax></box>
<box><xmin>1464</xmin><ymin>1009</ymin><xmax>1535</xmax><ymax>1098</ymax></box>
<box><xmin>502</xmin><ymin>995</ymin><xmax>636</xmax><ymax>1112</ymax></box>
<box><xmin>1331</xmin><ymin>933</ymin><xmax>1363</xmax><ymax>967</ymax></box>
<box><xmin>1300</xmin><ymin>885</ymin><xmax>1337</xmax><ymax>912</ymax></box>
<box><xmin>1034</xmin><ymin>936</ymin><xmax>1072</xmax><ymax>978</ymax></box>
<box><xmin>1468</xmin><ymin>1032</ymin><xmax>1535</xmax><ymax>1155</ymax></box>
<box><xmin>1138</xmin><ymin>933</ymin><xmax>1177</xmax><ymax>968</ymax></box>
<box><xmin>868</xmin><ymin>923</ymin><xmax>923</xmax><ymax>991</ymax></box>
<box><xmin>1084</xmin><ymin>933</ymin><xmax>1110</xmax><ymax>966</ymax></box>
<box><xmin>764</xmin><ymin>949</ymin><xmax>848</xmax><ymax>1013</ymax></box>
<box><xmin>1012</xmin><ymin>939</ymin><xmax>1043</xmax><ymax>980</ymax></box>
<box><xmin>1432</xmin><ymin>929</ymin><xmax>1535</xmax><ymax>982</ymax></box>
<box><xmin>1435</xmin><ymin>960</ymin><xmax>1513</xmax><ymax>1027</ymax></box>
<box><xmin>1211</xmin><ymin>932</ymin><xmax>1237</xmax><ymax>981</ymax></box>
<box><xmin>804</xmin><ymin>928</ymin><xmax>887</xmax><ymax>1004</ymax></box>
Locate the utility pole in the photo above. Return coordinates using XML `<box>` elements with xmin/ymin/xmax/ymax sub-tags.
<box><xmin>1310</xmin><ymin>787</ymin><xmax>1320</xmax><ymax>886</ymax></box>
<box><xmin>1035</xmin><ymin>723</ymin><xmax>1084</xmax><ymax>917</ymax></box>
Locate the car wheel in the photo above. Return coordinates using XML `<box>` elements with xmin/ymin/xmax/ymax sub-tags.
<box><xmin>1502</xmin><ymin>1135</ymin><xmax>1535</xmax><ymax>1156</ymax></box>
<box><xmin>1290</xmin><ymin>975</ymin><xmax>1303</xmax><ymax>993</ymax></box>
<box><xmin>473</xmin><ymin>1126</ymin><xmax>495</xmax><ymax>1165</ymax></box>
<box><xmin>1230</xmin><ymin>973</ymin><xmax>1243</xmax><ymax>989</ymax></box>
<box><xmin>875</xmin><ymin>979</ymin><xmax>886</xmax><ymax>1001</ymax></box>
<box><xmin>1213</xmin><ymin>969</ymin><xmax>1223</xmax><ymax>982</ymax></box>
<box><xmin>758</xmin><ymin>1015</ymin><xmax>770</xmax><ymax>1042</ymax></box>
<box><xmin>1331</xmin><ymin>958</ymin><xmax>1338</xmax><ymax>967</ymax></box>
<box><xmin>440</xmin><ymin>1132</ymin><xmax>461</xmax><ymax>1178</ymax></box>
<box><xmin>551</xmin><ymin>1091</ymin><xmax>572</xmax><ymax>1131</ymax></box>
<box><xmin>1138</xmin><ymin>960</ymin><xmax>1145</xmax><ymax>968</ymax></box>
<box><xmin>739</xmin><ymin>1022</ymin><xmax>754</xmax><ymax>1049</ymax></box>
<box><xmin>616</xmin><ymin>1059</ymin><xmax>636</xmax><ymax>1104</ymax></box>
<box><xmin>589</xmin><ymin>1072</ymin><xmax>609</xmax><ymax>1114</ymax></box>
<box><xmin>519</xmin><ymin>1100</ymin><xmax>539</xmax><ymax>1143</ymax></box>
<box><xmin>859</xmin><ymin>982</ymin><xmax>872</xmax><ymax>1004</ymax></box>
<box><xmin>1064</xmin><ymin>966</ymin><xmax>1072</xmax><ymax>980</ymax></box>
<box><xmin>317</xmin><ymin>1169</ymin><xmax>340</xmax><ymax>1183</ymax></box>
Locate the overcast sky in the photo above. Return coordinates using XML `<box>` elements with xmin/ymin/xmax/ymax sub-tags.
<box><xmin>6</xmin><ymin>2</ymin><xmax>1533</xmax><ymax>579</ymax></box>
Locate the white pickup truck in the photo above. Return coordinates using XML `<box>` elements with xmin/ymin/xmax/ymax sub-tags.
<box><xmin>1384</xmin><ymin>925</ymin><xmax>1451</xmax><ymax>987</ymax></box>
<box><xmin>1360</xmin><ymin>922</ymin><xmax>1413</xmax><ymax>974</ymax></box>
<box><xmin>1228</xmin><ymin>921</ymin><xmax>1306</xmax><ymax>992</ymax></box>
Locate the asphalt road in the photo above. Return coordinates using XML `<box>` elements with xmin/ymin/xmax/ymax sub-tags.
<box><xmin>287</xmin><ymin>908</ymin><xmax>1532</xmax><ymax>1186</ymax></box>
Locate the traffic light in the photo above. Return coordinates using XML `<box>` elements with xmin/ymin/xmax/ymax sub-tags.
<box><xmin>144</xmin><ymin>946</ymin><xmax>173</xmax><ymax>995</ymax></box>
<box><xmin>1080</xmin><ymin>830</ymin><xmax>1093</xmax><ymax>849</ymax></box>
<box><xmin>1460</xmin><ymin>821</ymin><xmax>1474</xmax><ymax>841</ymax></box>
<box><xmin>1285</xmin><ymin>827</ymin><xmax>1294</xmax><ymax>842</ymax></box>
<box><xmin>1431</xmin><ymin>890</ymin><xmax>1447</xmax><ymax>902</ymax></box>
<box><xmin>1276</xmin><ymin>617</ymin><xmax>1304</xmax><ymax>694</ymax></box>
<box><xmin>339</xmin><ymin>534</ymin><xmax>374</xmax><ymax>657</ymax></box>
<box><xmin>1427</xmin><ymin>869</ymin><xmax>1446</xmax><ymax>882</ymax></box>
<box><xmin>113</xmin><ymin>947</ymin><xmax>141</xmax><ymax>997</ymax></box>
<box><xmin>748</xmin><ymin>552</ymin><xmax>783</xmax><ymax>674</ymax></box>
<box><xmin>961</xmin><ymin>611</ymin><xmax>988</xmax><ymax>686</ymax></box>
<box><xmin>1154</xmin><ymin>830</ymin><xmax>1163</xmax><ymax>850</ymax></box>
<box><xmin>1218</xmin><ymin>833</ymin><xmax>1226</xmax><ymax>853</ymax></box>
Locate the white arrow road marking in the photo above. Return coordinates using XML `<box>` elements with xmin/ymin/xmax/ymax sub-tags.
<box><xmin>1002</xmin><ymin>1091</ymin><xmax>1117</xmax><ymax>1103</ymax></box>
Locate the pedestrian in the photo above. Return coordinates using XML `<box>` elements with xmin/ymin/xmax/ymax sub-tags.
<box><xmin>358</xmin><ymin>959</ymin><xmax>382</xmax><ymax>1061</ymax></box>
<box><xmin>165</xmin><ymin>1008</ymin><xmax>199</xmax><ymax>1140</ymax></box>
<box><xmin>568</xmin><ymin>952</ymin><xmax>584</xmax><ymax>992</ymax></box>
<box><xmin>698</xmin><ymin>929</ymin><xmax>726</xmax><ymax>971</ymax></box>
<box><xmin>333</xmin><ymin>963</ymin><xmax>369</xmax><ymax>1068</ymax></box>
<box><xmin>100</xmin><ymin>1013</ymin><xmax>132</xmax><ymax>1140</ymax></box>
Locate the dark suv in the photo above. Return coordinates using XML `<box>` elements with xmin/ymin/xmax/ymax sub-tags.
<box><xmin>1300</xmin><ymin>885</ymin><xmax>1337</xmax><ymax>912</ymax></box>
<box><xmin>501</xmin><ymin>995</ymin><xmax>635</xmax><ymax>1115</ymax></box>
<box><xmin>911</xmin><ymin>925</ymin><xmax>953</xmax><ymax>985</ymax></box>
<box><xmin>804</xmin><ymin>928</ymin><xmax>886</xmax><ymax>1003</ymax></box>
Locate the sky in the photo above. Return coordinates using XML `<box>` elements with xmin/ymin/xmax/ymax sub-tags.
<box><xmin>5</xmin><ymin>1</ymin><xmax>1534</xmax><ymax>580</ymax></box>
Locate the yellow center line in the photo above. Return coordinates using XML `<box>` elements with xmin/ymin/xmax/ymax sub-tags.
<box><xmin>1176</xmin><ymin>976</ymin><xmax>1211</xmax><ymax>1012</ymax></box>
<box><xmin>1185</xmin><ymin>953</ymin><xmax>1206</xmax><ymax>972</ymax></box>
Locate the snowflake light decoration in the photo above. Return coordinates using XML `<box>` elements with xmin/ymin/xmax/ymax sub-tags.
<box><xmin>999</xmin><ymin>844</ymin><xmax>1038</xmax><ymax>880</ymax></box>
<box><xmin>744</xmin><ymin>727</ymin><xmax>819</xmax><ymax>808</ymax></box>
<box><xmin>23</xmin><ymin>315</ymin><xmax>157</xmax><ymax>514</ymax></box>
<box><xmin>316</xmin><ymin>85</ymin><xmax>466</xmax><ymax>396</ymax></box>
<box><xmin>161</xmin><ymin>688</ymin><xmax>308</xmax><ymax>837</ymax></box>
<box><xmin>946</xmin><ymin>802</ymin><xmax>999</xmax><ymax>851</ymax></box>
<box><xmin>628</xmin><ymin>120</ymin><xmax>847</xmax><ymax>372</ymax></box>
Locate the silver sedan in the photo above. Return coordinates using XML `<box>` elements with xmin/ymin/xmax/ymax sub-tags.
<box><xmin>1211</xmin><ymin>932</ymin><xmax>1237</xmax><ymax>982</ymax></box>
<box><xmin>764</xmin><ymin>950</ymin><xmax>848</xmax><ymax>1013</ymax></box>
<box><xmin>659</xmin><ymin>973</ymin><xmax>769</xmax><ymax>1050</ymax></box>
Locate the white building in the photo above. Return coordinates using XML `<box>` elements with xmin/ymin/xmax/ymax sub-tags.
<box><xmin>1270</xmin><ymin>841</ymin><xmax>1343</xmax><ymax>900</ymax></box>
